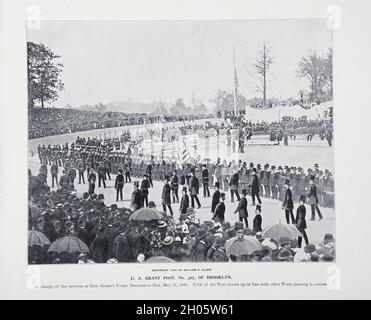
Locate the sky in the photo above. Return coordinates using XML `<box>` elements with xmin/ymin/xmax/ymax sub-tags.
<box><xmin>27</xmin><ymin>19</ymin><xmax>332</xmax><ymax>108</ymax></box>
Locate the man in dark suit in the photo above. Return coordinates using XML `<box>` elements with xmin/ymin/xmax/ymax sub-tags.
<box><xmin>161</xmin><ymin>176</ymin><xmax>173</xmax><ymax>216</ymax></box>
<box><xmin>145</xmin><ymin>163</ymin><xmax>153</xmax><ymax>187</ymax></box>
<box><xmin>229</xmin><ymin>169</ymin><xmax>240</xmax><ymax>202</ymax></box>
<box><xmin>179</xmin><ymin>186</ymin><xmax>190</xmax><ymax>214</ymax></box>
<box><xmin>234</xmin><ymin>189</ymin><xmax>248</xmax><ymax>228</ymax></box>
<box><xmin>307</xmin><ymin>176</ymin><xmax>323</xmax><ymax>221</ymax></box>
<box><xmin>170</xmin><ymin>170</ymin><xmax>179</xmax><ymax>203</ymax></box>
<box><xmin>50</xmin><ymin>160</ymin><xmax>59</xmax><ymax>188</ymax></box>
<box><xmin>189</xmin><ymin>171</ymin><xmax>201</xmax><ymax>209</ymax></box>
<box><xmin>131</xmin><ymin>181</ymin><xmax>142</xmax><ymax>211</ymax></box>
<box><xmin>201</xmin><ymin>164</ymin><xmax>210</xmax><ymax>197</ymax></box>
<box><xmin>282</xmin><ymin>180</ymin><xmax>295</xmax><ymax>224</ymax></box>
<box><xmin>140</xmin><ymin>174</ymin><xmax>150</xmax><ymax>207</ymax></box>
<box><xmin>213</xmin><ymin>192</ymin><xmax>226</xmax><ymax>223</ymax></box>
<box><xmin>296</xmin><ymin>195</ymin><xmax>309</xmax><ymax>248</ymax></box>
<box><xmin>115</xmin><ymin>169</ymin><xmax>125</xmax><ymax>202</ymax></box>
<box><xmin>211</xmin><ymin>182</ymin><xmax>221</xmax><ymax>214</ymax></box>
<box><xmin>249</xmin><ymin>168</ymin><xmax>261</xmax><ymax>206</ymax></box>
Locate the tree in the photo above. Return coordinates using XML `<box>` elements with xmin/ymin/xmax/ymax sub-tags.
<box><xmin>170</xmin><ymin>98</ymin><xmax>188</xmax><ymax>115</ymax></box>
<box><xmin>323</xmin><ymin>48</ymin><xmax>333</xmax><ymax>100</ymax></box>
<box><xmin>27</xmin><ymin>42</ymin><xmax>64</xmax><ymax>108</ymax></box>
<box><xmin>296</xmin><ymin>51</ymin><xmax>328</xmax><ymax>103</ymax></box>
<box><xmin>211</xmin><ymin>90</ymin><xmax>247</xmax><ymax>114</ymax></box>
<box><xmin>254</xmin><ymin>43</ymin><xmax>273</xmax><ymax>106</ymax></box>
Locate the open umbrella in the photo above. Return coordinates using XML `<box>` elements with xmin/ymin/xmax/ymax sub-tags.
<box><xmin>261</xmin><ymin>222</ymin><xmax>302</xmax><ymax>242</ymax></box>
<box><xmin>225</xmin><ymin>236</ymin><xmax>262</xmax><ymax>257</ymax></box>
<box><xmin>48</xmin><ymin>236</ymin><xmax>89</xmax><ymax>254</ymax></box>
<box><xmin>144</xmin><ymin>256</ymin><xmax>176</xmax><ymax>263</ymax></box>
<box><xmin>28</xmin><ymin>230</ymin><xmax>51</xmax><ymax>248</ymax></box>
<box><xmin>129</xmin><ymin>207</ymin><xmax>163</xmax><ymax>221</ymax></box>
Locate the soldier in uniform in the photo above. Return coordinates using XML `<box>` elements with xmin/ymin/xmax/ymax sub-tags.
<box><xmin>262</xmin><ymin>164</ymin><xmax>271</xmax><ymax>198</ymax></box>
<box><xmin>115</xmin><ymin>169</ymin><xmax>125</xmax><ymax>202</ymax></box>
<box><xmin>67</xmin><ymin>166</ymin><xmax>77</xmax><ymax>190</ymax></box>
<box><xmin>77</xmin><ymin>160</ymin><xmax>85</xmax><ymax>184</ymax></box>
<box><xmin>201</xmin><ymin>164</ymin><xmax>210</xmax><ymax>198</ymax></box>
<box><xmin>269</xmin><ymin>166</ymin><xmax>278</xmax><ymax>200</ymax></box>
<box><xmin>103</xmin><ymin>157</ymin><xmax>112</xmax><ymax>181</ymax></box>
<box><xmin>59</xmin><ymin>169</ymin><xmax>69</xmax><ymax>190</ymax></box>
<box><xmin>282</xmin><ymin>180</ymin><xmax>295</xmax><ymax>224</ymax></box>
<box><xmin>161</xmin><ymin>176</ymin><xmax>173</xmax><ymax>216</ymax></box>
<box><xmin>145</xmin><ymin>162</ymin><xmax>153</xmax><ymax>187</ymax></box>
<box><xmin>97</xmin><ymin>162</ymin><xmax>106</xmax><ymax>188</ymax></box>
<box><xmin>179</xmin><ymin>186</ymin><xmax>190</xmax><ymax>215</ymax></box>
<box><xmin>131</xmin><ymin>181</ymin><xmax>142</xmax><ymax>211</ymax></box>
<box><xmin>234</xmin><ymin>189</ymin><xmax>248</xmax><ymax>228</ymax></box>
<box><xmin>170</xmin><ymin>170</ymin><xmax>179</xmax><ymax>203</ymax></box>
<box><xmin>50</xmin><ymin>160</ymin><xmax>59</xmax><ymax>188</ymax></box>
<box><xmin>140</xmin><ymin>174</ymin><xmax>150</xmax><ymax>207</ymax></box>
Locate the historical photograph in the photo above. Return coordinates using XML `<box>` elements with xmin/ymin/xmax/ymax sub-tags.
<box><xmin>27</xmin><ymin>20</ymin><xmax>335</xmax><ymax>264</ymax></box>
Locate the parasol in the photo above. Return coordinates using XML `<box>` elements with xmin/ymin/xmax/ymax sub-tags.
<box><xmin>261</xmin><ymin>222</ymin><xmax>302</xmax><ymax>242</ymax></box>
<box><xmin>129</xmin><ymin>207</ymin><xmax>164</xmax><ymax>221</ymax></box>
<box><xmin>48</xmin><ymin>236</ymin><xmax>89</xmax><ymax>254</ymax></box>
<box><xmin>144</xmin><ymin>256</ymin><xmax>176</xmax><ymax>263</ymax></box>
<box><xmin>28</xmin><ymin>230</ymin><xmax>51</xmax><ymax>248</ymax></box>
<box><xmin>225</xmin><ymin>236</ymin><xmax>262</xmax><ymax>257</ymax></box>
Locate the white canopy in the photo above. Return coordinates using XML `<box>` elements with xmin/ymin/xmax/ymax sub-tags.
<box><xmin>244</xmin><ymin>101</ymin><xmax>333</xmax><ymax>123</ymax></box>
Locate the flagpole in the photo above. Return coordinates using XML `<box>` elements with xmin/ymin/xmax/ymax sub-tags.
<box><xmin>233</xmin><ymin>46</ymin><xmax>238</xmax><ymax>116</ymax></box>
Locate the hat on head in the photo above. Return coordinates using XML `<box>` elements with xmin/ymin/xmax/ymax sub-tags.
<box><xmin>214</xmin><ymin>182</ymin><xmax>220</xmax><ymax>188</ymax></box>
<box><xmin>277</xmin><ymin>249</ymin><xmax>292</xmax><ymax>261</ymax></box>
<box><xmin>158</xmin><ymin>221</ymin><xmax>167</xmax><ymax>229</ymax></box>
<box><xmin>243</xmin><ymin>228</ymin><xmax>255</xmax><ymax>236</ymax></box>
<box><xmin>186</xmin><ymin>207</ymin><xmax>196</xmax><ymax>215</ymax></box>
<box><xmin>196</xmin><ymin>228</ymin><xmax>208</xmax><ymax>240</ymax></box>
<box><xmin>174</xmin><ymin>236</ymin><xmax>182</xmax><ymax>243</ymax></box>
<box><xmin>261</xmin><ymin>256</ymin><xmax>272</xmax><ymax>262</ymax></box>
<box><xmin>162</xmin><ymin>236</ymin><xmax>174</xmax><ymax>246</ymax></box>
<box><xmin>304</xmin><ymin>244</ymin><xmax>316</xmax><ymax>253</ymax></box>
<box><xmin>324</xmin><ymin>233</ymin><xmax>335</xmax><ymax>244</ymax></box>
<box><xmin>321</xmin><ymin>254</ymin><xmax>335</xmax><ymax>262</ymax></box>
<box><xmin>299</xmin><ymin>195</ymin><xmax>306</xmax><ymax>202</ymax></box>
<box><xmin>221</xmin><ymin>222</ymin><xmax>231</xmax><ymax>230</ymax></box>
<box><xmin>279</xmin><ymin>236</ymin><xmax>291</xmax><ymax>246</ymax></box>
<box><xmin>189</xmin><ymin>225</ymin><xmax>198</xmax><ymax>237</ymax></box>
<box><xmin>148</xmin><ymin>201</ymin><xmax>156</xmax><ymax>208</ymax></box>
<box><xmin>285</xmin><ymin>179</ymin><xmax>290</xmax><ymax>185</ymax></box>
<box><xmin>234</xmin><ymin>221</ymin><xmax>244</xmax><ymax>230</ymax></box>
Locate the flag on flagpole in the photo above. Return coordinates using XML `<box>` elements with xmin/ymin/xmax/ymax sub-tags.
<box><xmin>233</xmin><ymin>46</ymin><xmax>239</xmax><ymax>116</ymax></box>
<box><xmin>177</xmin><ymin>139</ymin><xmax>192</xmax><ymax>165</ymax></box>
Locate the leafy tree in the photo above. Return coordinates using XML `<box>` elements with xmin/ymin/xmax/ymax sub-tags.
<box><xmin>296</xmin><ymin>50</ymin><xmax>328</xmax><ymax>102</ymax></box>
<box><xmin>211</xmin><ymin>90</ymin><xmax>247</xmax><ymax>113</ymax></box>
<box><xmin>27</xmin><ymin>42</ymin><xmax>64</xmax><ymax>108</ymax></box>
<box><xmin>254</xmin><ymin>43</ymin><xmax>273</xmax><ymax>105</ymax></box>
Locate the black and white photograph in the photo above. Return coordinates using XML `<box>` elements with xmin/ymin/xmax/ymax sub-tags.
<box><xmin>26</xmin><ymin>19</ymin><xmax>335</xmax><ymax>265</ymax></box>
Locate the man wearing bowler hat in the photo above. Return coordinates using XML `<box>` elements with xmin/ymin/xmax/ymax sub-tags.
<box><xmin>211</xmin><ymin>182</ymin><xmax>221</xmax><ymax>214</ymax></box>
<box><xmin>282</xmin><ymin>179</ymin><xmax>295</xmax><ymax>224</ymax></box>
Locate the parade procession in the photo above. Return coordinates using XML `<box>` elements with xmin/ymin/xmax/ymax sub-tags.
<box><xmin>27</xmin><ymin>20</ymin><xmax>335</xmax><ymax>264</ymax></box>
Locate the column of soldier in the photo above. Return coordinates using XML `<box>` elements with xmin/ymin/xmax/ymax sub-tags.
<box><xmin>36</xmin><ymin>138</ymin><xmax>334</xmax><ymax>221</ymax></box>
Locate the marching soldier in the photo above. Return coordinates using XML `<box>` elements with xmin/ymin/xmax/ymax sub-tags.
<box><xmin>170</xmin><ymin>170</ymin><xmax>179</xmax><ymax>203</ymax></box>
<box><xmin>50</xmin><ymin>160</ymin><xmax>59</xmax><ymax>188</ymax></box>
<box><xmin>77</xmin><ymin>160</ymin><xmax>85</xmax><ymax>184</ymax></box>
<box><xmin>140</xmin><ymin>174</ymin><xmax>150</xmax><ymax>207</ymax></box>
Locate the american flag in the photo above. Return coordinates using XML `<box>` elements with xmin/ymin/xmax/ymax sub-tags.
<box><xmin>177</xmin><ymin>139</ymin><xmax>192</xmax><ymax>165</ymax></box>
<box><xmin>234</xmin><ymin>66</ymin><xmax>239</xmax><ymax>103</ymax></box>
